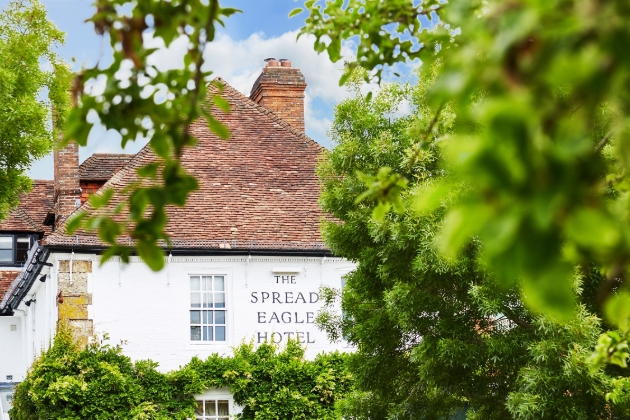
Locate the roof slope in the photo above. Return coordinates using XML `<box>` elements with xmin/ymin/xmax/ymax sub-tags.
<box><xmin>0</xmin><ymin>181</ymin><xmax>54</xmax><ymax>235</ymax></box>
<box><xmin>0</xmin><ymin>270</ymin><xmax>20</xmax><ymax>304</ymax></box>
<box><xmin>80</xmin><ymin>154</ymin><xmax>134</xmax><ymax>181</ymax></box>
<box><xmin>46</xmin><ymin>80</ymin><xmax>328</xmax><ymax>250</ymax></box>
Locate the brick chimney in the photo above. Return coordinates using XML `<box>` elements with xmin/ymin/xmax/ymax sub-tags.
<box><xmin>53</xmin><ymin>141</ymin><xmax>81</xmax><ymax>227</ymax></box>
<box><xmin>250</xmin><ymin>58</ymin><xmax>307</xmax><ymax>132</ymax></box>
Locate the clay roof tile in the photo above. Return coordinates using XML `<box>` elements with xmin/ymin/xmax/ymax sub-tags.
<box><xmin>46</xmin><ymin>79</ymin><xmax>329</xmax><ymax>251</ymax></box>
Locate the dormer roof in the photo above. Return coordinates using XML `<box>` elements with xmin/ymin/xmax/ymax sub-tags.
<box><xmin>0</xmin><ymin>180</ymin><xmax>54</xmax><ymax>235</ymax></box>
<box><xmin>79</xmin><ymin>154</ymin><xmax>134</xmax><ymax>181</ymax></box>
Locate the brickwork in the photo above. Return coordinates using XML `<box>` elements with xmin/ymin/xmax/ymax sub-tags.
<box><xmin>57</xmin><ymin>260</ymin><xmax>92</xmax><ymax>347</ymax></box>
<box><xmin>80</xmin><ymin>181</ymin><xmax>106</xmax><ymax>204</ymax></box>
<box><xmin>54</xmin><ymin>142</ymin><xmax>81</xmax><ymax>227</ymax></box>
<box><xmin>250</xmin><ymin>65</ymin><xmax>307</xmax><ymax>132</ymax></box>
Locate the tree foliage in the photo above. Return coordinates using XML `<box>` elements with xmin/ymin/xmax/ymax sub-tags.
<box><xmin>10</xmin><ymin>328</ymin><xmax>352</xmax><ymax>420</ymax></box>
<box><xmin>0</xmin><ymin>0</ymin><xmax>71</xmax><ymax>221</ymax></box>
<box><xmin>65</xmin><ymin>0</ymin><xmax>239</xmax><ymax>271</ymax></box>
<box><xmin>314</xmin><ymin>72</ymin><xmax>629</xmax><ymax>419</ymax></box>
<box><xmin>297</xmin><ymin>0</ymin><xmax>630</xmax><ymax>394</ymax></box>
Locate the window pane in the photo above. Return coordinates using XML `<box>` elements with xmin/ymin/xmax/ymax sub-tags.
<box><xmin>203</xmin><ymin>293</ymin><xmax>213</xmax><ymax>308</ymax></box>
<box><xmin>16</xmin><ymin>249</ymin><xmax>28</xmax><ymax>264</ymax></box>
<box><xmin>191</xmin><ymin>293</ymin><xmax>201</xmax><ymax>308</ymax></box>
<box><xmin>215</xmin><ymin>311</ymin><xmax>225</xmax><ymax>324</ymax></box>
<box><xmin>191</xmin><ymin>326</ymin><xmax>201</xmax><ymax>341</ymax></box>
<box><xmin>214</xmin><ymin>276</ymin><xmax>225</xmax><ymax>291</ymax></box>
<box><xmin>190</xmin><ymin>311</ymin><xmax>200</xmax><ymax>324</ymax></box>
<box><xmin>218</xmin><ymin>400</ymin><xmax>229</xmax><ymax>415</ymax></box>
<box><xmin>203</xmin><ymin>276</ymin><xmax>212</xmax><ymax>291</ymax></box>
<box><xmin>215</xmin><ymin>326</ymin><xmax>226</xmax><ymax>341</ymax></box>
<box><xmin>203</xmin><ymin>326</ymin><xmax>208</xmax><ymax>341</ymax></box>
<box><xmin>203</xmin><ymin>311</ymin><xmax>213</xmax><ymax>324</ymax></box>
<box><xmin>190</xmin><ymin>276</ymin><xmax>200</xmax><ymax>291</ymax></box>
<box><xmin>215</xmin><ymin>293</ymin><xmax>225</xmax><ymax>308</ymax></box>
<box><xmin>206</xmin><ymin>400</ymin><xmax>217</xmax><ymax>416</ymax></box>
<box><xmin>0</xmin><ymin>237</ymin><xmax>11</xmax><ymax>249</ymax></box>
<box><xmin>0</xmin><ymin>250</ymin><xmax>12</xmax><ymax>263</ymax></box>
<box><xmin>194</xmin><ymin>401</ymin><xmax>204</xmax><ymax>415</ymax></box>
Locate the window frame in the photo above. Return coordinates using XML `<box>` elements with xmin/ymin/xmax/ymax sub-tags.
<box><xmin>189</xmin><ymin>273</ymin><xmax>229</xmax><ymax>344</ymax></box>
<box><xmin>0</xmin><ymin>234</ymin><xmax>35</xmax><ymax>267</ymax></box>
<box><xmin>193</xmin><ymin>398</ymin><xmax>232</xmax><ymax>420</ymax></box>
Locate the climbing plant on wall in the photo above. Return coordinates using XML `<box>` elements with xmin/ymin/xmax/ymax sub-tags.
<box><xmin>9</xmin><ymin>328</ymin><xmax>352</xmax><ymax>420</ymax></box>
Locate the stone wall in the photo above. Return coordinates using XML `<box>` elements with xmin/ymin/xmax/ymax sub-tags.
<box><xmin>57</xmin><ymin>260</ymin><xmax>92</xmax><ymax>347</ymax></box>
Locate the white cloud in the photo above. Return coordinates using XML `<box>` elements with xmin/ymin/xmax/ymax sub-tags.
<box><xmin>145</xmin><ymin>30</ymin><xmax>356</xmax><ymax>145</ymax></box>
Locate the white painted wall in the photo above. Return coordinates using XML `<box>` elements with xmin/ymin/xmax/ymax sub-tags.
<box><xmin>0</xmin><ymin>317</ymin><xmax>25</xmax><ymax>383</ymax></box>
<box><xmin>45</xmin><ymin>253</ymin><xmax>354</xmax><ymax>372</ymax></box>
<box><xmin>1</xmin><ymin>252</ymin><xmax>355</xmax><ymax>418</ymax></box>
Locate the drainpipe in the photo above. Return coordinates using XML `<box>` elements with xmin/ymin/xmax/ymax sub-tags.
<box><xmin>13</xmin><ymin>308</ymin><xmax>27</xmax><ymax>382</ymax></box>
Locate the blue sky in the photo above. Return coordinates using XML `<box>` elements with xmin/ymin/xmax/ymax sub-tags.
<box><xmin>22</xmin><ymin>0</ymin><xmax>351</xmax><ymax>179</ymax></box>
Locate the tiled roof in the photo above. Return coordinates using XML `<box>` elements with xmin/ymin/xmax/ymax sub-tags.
<box><xmin>0</xmin><ymin>270</ymin><xmax>20</xmax><ymax>304</ymax></box>
<box><xmin>0</xmin><ymin>181</ymin><xmax>54</xmax><ymax>235</ymax></box>
<box><xmin>46</xmin><ymin>79</ymin><xmax>328</xmax><ymax>250</ymax></box>
<box><xmin>79</xmin><ymin>154</ymin><xmax>134</xmax><ymax>181</ymax></box>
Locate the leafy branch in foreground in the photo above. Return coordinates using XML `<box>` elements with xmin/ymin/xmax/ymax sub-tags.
<box><xmin>299</xmin><ymin>0</ymin><xmax>630</xmax><ymax>349</ymax></box>
<box><xmin>66</xmin><ymin>0</ymin><xmax>239</xmax><ymax>271</ymax></box>
<box><xmin>314</xmin><ymin>70</ymin><xmax>630</xmax><ymax>419</ymax></box>
<box><xmin>298</xmin><ymin>0</ymin><xmax>630</xmax><ymax>410</ymax></box>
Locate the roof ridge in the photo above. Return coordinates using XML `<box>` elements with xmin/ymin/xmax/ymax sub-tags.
<box><xmin>89</xmin><ymin>153</ymin><xmax>135</xmax><ymax>157</ymax></box>
<box><xmin>214</xmin><ymin>77</ymin><xmax>325</xmax><ymax>152</ymax></box>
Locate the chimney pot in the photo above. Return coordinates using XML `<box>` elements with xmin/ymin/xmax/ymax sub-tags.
<box><xmin>250</xmin><ymin>58</ymin><xmax>307</xmax><ymax>132</ymax></box>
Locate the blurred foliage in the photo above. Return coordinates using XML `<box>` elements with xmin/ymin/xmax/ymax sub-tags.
<box><xmin>65</xmin><ymin>0</ymin><xmax>239</xmax><ymax>271</ymax></box>
<box><xmin>0</xmin><ymin>0</ymin><xmax>71</xmax><ymax>222</ymax></box>
<box><xmin>314</xmin><ymin>73</ymin><xmax>630</xmax><ymax>419</ymax></box>
<box><xmin>10</xmin><ymin>326</ymin><xmax>352</xmax><ymax>419</ymax></box>
<box><xmin>298</xmin><ymin>0</ymin><xmax>630</xmax><ymax>393</ymax></box>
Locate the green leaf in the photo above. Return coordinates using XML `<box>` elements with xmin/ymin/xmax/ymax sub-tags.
<box><xmin>88</xmin><ymin>188</ymin><xmax>114</xmax><ymax>209</ymax></box>
<box><xmin>289</xmin><ymin>8</ymin><xmax>303</xmax><ymax>17</ymax></box>
<box><xmin>565</xmin><ymin>208</ymin><xmax>621</xmax><ymax>250</ymax></box>
<box><xmin>605</xmin><ymin>292</ymin><xmax>630</xmax><ymax>332</ymax></box>
<box><xmin>372</xmin><ymin>201</ymin><xmax>390</xmax><ymax>222</ymax></box>
<box><xmin>212</xmin><ymin>95</ymin><xmax>230</xmax><ymax>113</ymax></box>
<box><xmin>65</xmin><ymin>211</ymin><xmax>87</xmax><ymax>235</ymax></box>
<box><xmin>327</xmin><ymin>38</ymin><xmax>342</xmax><ymax>62</ymax></box>
<box><xmin>412</xmin><ymin>182</ymin><xmax>449</xmax><ymax>214</ymax></box>
<box><xmin>137</xmin><ymin>163</ymin><xmax>160</xmax><ymax>179</ymax></box>
<box><xmin>339</xmin><ymin>72</ymin><xmax>351</xmax><ymax>86</ymax></box>
<box><xmin>521</xmin><ymin>262</ymin><xmax>575</xmax><ymax>321</ymax></box>
<box><xmin>207</xmin><ymin>116</ymin><xmax>230</xmax><ymax>139</ymax></box>
<box><xmin>136</xmin><ymin>240</ymin><xmax>165</xmax><ymax>271</ymax></box>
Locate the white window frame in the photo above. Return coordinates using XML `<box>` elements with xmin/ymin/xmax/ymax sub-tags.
<box><xmin>189</xmin><ymin>273</ymin><xmax>229</xmax><ymax>344</ymax></box>
<box><xmin>193</xmin><ymin>398</ymin><xmax>231</xmax><ymax>420</ymax></box>
<box><xmin>193</xmin><ymin>388</ymin><xmax>240</xmax><ymax>419</ymax></box>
